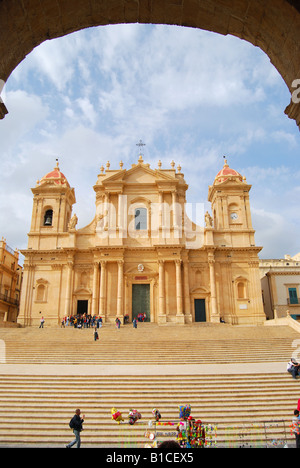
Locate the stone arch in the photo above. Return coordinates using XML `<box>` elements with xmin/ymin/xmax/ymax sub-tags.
<box><xmin>35</xmin><ymin>278</ymin><xmax>49</xmax><ymax>303</ymax></box>
<box><xmin>43</xmin><ymin>208</ymin><xmax>54</xmax><ymax>227</ymax></box>
<box><xmin>0</xmin><ymin>0</ymin><xmax>299</xmax><ymax>128</ymax></box>
<box><xmin>234</xmin><ymin>276</ymin><xmax>249</xmax><ymax>300</ymax></box>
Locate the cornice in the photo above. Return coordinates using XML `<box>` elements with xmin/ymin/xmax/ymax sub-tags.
<box><xmin>266</xmin><ymin>270</ymin><xmax>300</xmax><ymax>276</ymax></box>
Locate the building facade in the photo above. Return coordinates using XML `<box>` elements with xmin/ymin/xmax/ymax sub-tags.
<box><xmin>260</xmin><ymin>253</ymin><xmax>300</xmax><ymax>320</ymax></box>
<box><xmin>18</xmin><ymin>156</ymin><xmax>266</xmax><ymax>327</ymax></box>
<box><xmin>0</xmin><ymin>238</ymin><xmax>22</xmax><ymax>325</ymax></box>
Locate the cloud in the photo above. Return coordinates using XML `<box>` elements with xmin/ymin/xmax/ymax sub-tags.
<box><xmin>252</xmin><ymin>208</ymin><xmax>299</xmax><ymax>258</ymax></box>
<box><xmin>1</xmin><ymin>24</ymin><xmax>299</xmax><ymax>260</ymax></box>
<box><xmin>76</xmin><ymin>97</ymin><xmax>98</xmax><ymax>127</ymax></box>
<box><xmin>271</xmin><ymin>130</ymin><xmax>298</xmax><ymax>148</ymax></box>
<box><xmin>0</xmin><ymin>90</ymin><xmax>49</xmax><ymax>156</ymax></box>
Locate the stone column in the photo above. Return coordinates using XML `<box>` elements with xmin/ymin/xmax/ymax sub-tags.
<box><xmin>158</xmin><ymin>191</ymin><xmax>165</xmax><ymax>242</ymax></box>
<box><xmin>64</xmin><ymin>258</ymin><xmax>73</xmax><ymax>317</ymax></box>
<box><xmin>124</xmin><ymin>279</ymin><xmax>129</xmax><ymax>318</ymax></box>
<box><xmin>172</xmin><ymin>191</ymin><xmax>181</xmax><ymax>240</ymax></box>
<box><xmin>222</xmin><ymin>197</ymin><xmax>229</xmax><ymax>228</ymax></box>
<box><xmin>172</xmin><ymin>191</ymin><xmax>177</xmax><ymax>227</ymax></box>
<box><xmin>99</xmin><ymin>261</ymin><xmax>107</xmax><ymax>320</ymax></box>
<box><xmin>92</xmin><ymin>262</ymin><xmax>99</xmax><ymax>316</ymax></box>
<box><xmin>18</xmin><ymin>263</ymin><xmax>33</xmax><ymax>327</ymax></box>
<box><xmin>117</xmin><ymin>193</ymin><xmax>126</xmax><ymax>240</ymax></box>
<box><xmin>175</xmin><ymin>260</ymin><xmax>183</xmax><ymax>314</ymax></box>
<box><xmin>104</xmin><ymin>193</ymin><xmax>109</xmax><ymax>230</ymax></box>
<box><xmin>208</xmin><ymin>254</ymin><xmax>219</xmax><ymax>322</ymax></box>
<box><xmin>183</xmin><ymin>260</ymin><xmax>191</xmax><ymax>321</ymax></box>
<box><xmin>158</xmin><ymin>192</ymin><xmax>163</xmax><ymax>226</ymax></box>
<box><xmin>117</xmin><ymin>260</ymin><xmax>124</xmax><ymax>320</ymax></box>
<box><xmin>158</xmin><ymin>260</ymin><xmax>166</xmax><ymax>322</ymax></box>
<box><xmin>248</xmin><ymin>260</ymin><xmax>265</xmax><ymax>324</ymax></box>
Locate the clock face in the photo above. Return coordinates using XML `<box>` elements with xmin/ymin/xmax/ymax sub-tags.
<box><xmin>230</xmin><ymin>212</ymin><xmax>238</xmax><ymax>220</ymax></box>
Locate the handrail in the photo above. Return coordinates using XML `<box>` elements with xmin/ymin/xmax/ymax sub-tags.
<box><xmin>0</xmin><ymin>292</ymin><xmax>19</xmax><ymax>306</ymax></box>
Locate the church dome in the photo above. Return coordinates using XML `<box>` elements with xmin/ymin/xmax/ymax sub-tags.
<box><xmin>39</xmin><ymin>161</ymin><xmax>69</xmax><ymax>186</ymax></box>
<box><xmin>214</xmin><ymin>159</ymin><xmax>243</xmax><ymax>184</ymax></box>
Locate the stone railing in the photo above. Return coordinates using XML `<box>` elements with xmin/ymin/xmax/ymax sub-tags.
<box><xmin>264</xmin><ymin>309</ymin><xmax>300</xmax><ymax>334</ymax></box>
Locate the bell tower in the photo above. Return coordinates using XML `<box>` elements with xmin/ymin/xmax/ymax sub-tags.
<box><xmin>207</xmin><ymin>159</ymin><xmax>256</xmax><ymax>247</ymax></box>
<box><xmin>28</xmin><ymin>162</ymin><xmax>76</xmax><ymax>249</ymax></box>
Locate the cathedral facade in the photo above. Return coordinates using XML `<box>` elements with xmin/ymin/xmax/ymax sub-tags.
<box><xmin>18</xmin><ymin>155</ymin><xmax>266</xmax><ymax>327</ymax></box>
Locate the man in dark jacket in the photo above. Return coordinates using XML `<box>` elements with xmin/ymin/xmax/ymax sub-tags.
<box><xmin>66</xmin><ymin>409</ymin><xmax>85</xmax><ymax>448</ymax></box>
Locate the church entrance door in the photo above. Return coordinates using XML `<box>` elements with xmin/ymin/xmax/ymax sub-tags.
<box><xmin>195</xmin><ymin>299</ymin><xmax>206</xmax><ymax>322</ymax></box>
<box><xmin>132</xmin><ymin>284</ymin><xmax>150</xmax><ymax>322</ymax></box>
<box><xmin>77</xmin><ymin>300</ymin><xmax>88</xmax><ymax>315</ymax></box>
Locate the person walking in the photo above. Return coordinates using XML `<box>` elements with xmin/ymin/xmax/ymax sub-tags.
<box><xmin>97</xmin><ymin>316</ymin><xmax>102</xmax><ymax>329</ymax></box>
<box><xmin>66</xmin><ymin>409</ymin><xmax>85</xmax><ymax>448</ymax></box>
<box><xmin>292</xmin><ymin>409</ymin><xmax>300</xmax><ymax>448</ymax></box>
<box><xmin>39</xmin><ymin>316</ymin><xmax>45</xmax><ymax>328</ymax></box>
<box><xmin>94</xmin><ymin>328</ymin><xmax>99</xmax><ymax>342</ymax></box>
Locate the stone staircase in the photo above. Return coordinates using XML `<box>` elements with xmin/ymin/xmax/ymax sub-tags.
<box><xmin>0</xmin><ymin>323</ymin><xmax>299</xmax><ymax>447</ymax></box>
<box><xmin>0</xmin><ymin>323</ymin><xmax>299</xmax><ymax>365</ymax></box>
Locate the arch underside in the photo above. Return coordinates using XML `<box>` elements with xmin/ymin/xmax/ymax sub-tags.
<box><xmin>0</xmin><ymin>0</ymin><xmax>299</xmax><ymax>128</ymax></box>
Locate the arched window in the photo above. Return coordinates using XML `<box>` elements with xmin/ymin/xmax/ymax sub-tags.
<box><xmin>35</xmin><ymin>279</ymin><xmax>49</xmax><ymax>303</ymax></box>
<box><xmin>237</xmin><ymin>282</ymin><xmax>246</xmax><ymax>299</ymax></box>
<box><xmin>44</xmin><ymin>209</ymin><xmax>53</xmax><ymax>226</ymax></box>
<box><xmin>135</xmin><ymin>207</ymin><xmax>147</xmax><ymax>230</ymax></box>
<box><xmin>36</xmin><ymin>284</ymin><xmax>46</xmax><ymax>302</ymax></box>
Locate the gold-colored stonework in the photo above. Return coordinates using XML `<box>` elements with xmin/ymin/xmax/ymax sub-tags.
<box><xmin>18</xmin><ymin>157</ymin><xmax>265</xmax><ymax>327</ymax></box>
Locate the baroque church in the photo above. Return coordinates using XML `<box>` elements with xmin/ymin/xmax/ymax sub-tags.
<box><xmin>18</xmin><ymin>153</ymin><xmax>266</xmax><ymax>327</ymax></box>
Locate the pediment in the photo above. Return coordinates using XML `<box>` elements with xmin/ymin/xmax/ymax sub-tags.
<box><xmin>191</xmin><ymin>286</ymin><xmax>210</xmax><ymax>294</ymax></box>
<box><xmin>234</xmin><ymin>275</ymin><xmax>249</xmax><ymax>283</ymax></box>
<box><xmin>74</xmin><ymin>286</ymin><xmax>92</xmax><ymax>295</ymax></box>
<box><xmin>36</xmin><ymin>278</ymin><xmax>49</xmax><ymax>285</ymax></box>
<box><xmin>124</xmin><ymin>166</ymin><xmax>157</xmax><ymax>184</ymax></box>
<box><xmin>102</xmin><ymin>162</ymin><xmax>177</xmax><ymax>186</ymax></box>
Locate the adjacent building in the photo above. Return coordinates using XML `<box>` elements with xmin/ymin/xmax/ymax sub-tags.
<box><xmin>260</xmin><ymin>253</ymin><xmax>300</xmax><ymax>320</ymax></box>
<box><xmin>0</xmin><ymin>238</ymin><xmax>22</xmax><ymax>325</ymax></box>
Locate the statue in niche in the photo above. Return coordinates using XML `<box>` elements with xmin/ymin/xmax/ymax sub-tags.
<box><xmin>205</xmin><ymin>211</ymin><xmax>213</xmax><ymax>228</ymax></box>
<box><xmin>95</xmin><ymin>213</ymin><xmax>106</xmax><ymax>232</ymax></box>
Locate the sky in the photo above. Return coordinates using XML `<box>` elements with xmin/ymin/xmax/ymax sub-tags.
<box><xmin>0</xmin><ymin>23</ymin><xmax>299</xmax><ymax>263</ymax></box>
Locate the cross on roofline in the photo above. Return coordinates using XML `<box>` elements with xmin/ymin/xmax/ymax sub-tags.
<box><xmin>136</xmin><ymin>139</ymin><xmax>146</xmax><ymax>155</ymax></box>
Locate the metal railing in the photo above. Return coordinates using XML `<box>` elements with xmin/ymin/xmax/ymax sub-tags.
<box><xmin>0</xmin><ymin>292</ymin><xmax>19</xmax><ymax>306</ymax></box>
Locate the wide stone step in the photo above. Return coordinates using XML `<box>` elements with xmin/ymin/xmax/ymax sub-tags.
<box><xmin>1</xmin><ymin>324</ymin><xmax>299</xmax><ymax>366</ymax></box>
<box><xmin>0</xmin><ymin>324</ymin><xmax>298</xmax><ymax>447</ymax></box>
